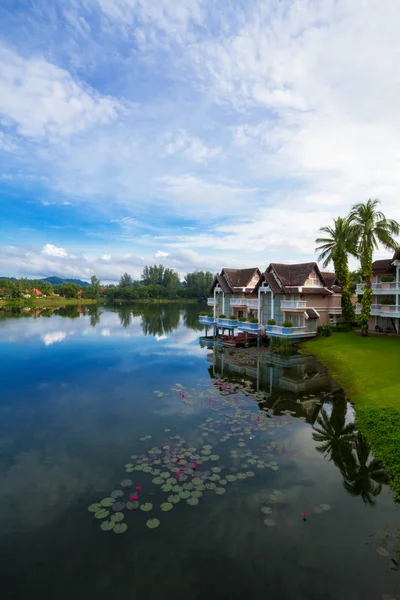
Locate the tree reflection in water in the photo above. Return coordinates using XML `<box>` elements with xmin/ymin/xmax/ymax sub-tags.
<box><xmin>313</xmin><ymin>398</ymin><xmax>388</xmax><ymax>505</ymax></box>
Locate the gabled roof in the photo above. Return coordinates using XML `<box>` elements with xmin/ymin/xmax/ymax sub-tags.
<box><xmin>372</xmin><ymin>250</ymin><xmax>400</xmax><ymax>275</ymax></box>
<box><xmin>320</xmin><ymin>272</ymin><xmax>342</xmax><ymax>293</ymax></box>
<box><xmin>267</xmin><ymin>262</ymin><xmax>327</xmax><ymax>287</ymax></box>
<box><xmin>305</xmin><ymin>308</ymin><xmax>319</xmax><ymax>319</ymax></box>
<box><xmin>262</xmin><ymin>262</ymin><xmax>332</xmax><ymax>296</ymax></box>
<box><xmin>209</xmin><ymin>268</ymin><xmax>261</xmax><ymax>295</ymax></box>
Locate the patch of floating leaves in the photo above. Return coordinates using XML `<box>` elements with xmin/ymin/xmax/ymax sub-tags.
<box><xmin>87</xmin><ymin>368</ymin><xmax>310</xmax><ymax>535</ymax></box>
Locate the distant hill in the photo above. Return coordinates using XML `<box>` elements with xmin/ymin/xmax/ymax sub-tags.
<box><xmin>0</xmin><ymin>276</ymin><xmax>90</xmax><ymax>287</ymax></box>
<box><xmin>42</xmin><ymin>277</ymin><xmax>90</xmax><ymax>287</ymax></box>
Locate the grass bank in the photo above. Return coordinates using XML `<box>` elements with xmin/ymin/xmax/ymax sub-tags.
<box><xmin>301</xmin><ymin>332</ymin><xmax>400</xmax><ymax>499</ymax></box>
<box><xmin>0</xmin><ymin>297</ymin><xmax>96</xmax><ymax>308</ymax></box>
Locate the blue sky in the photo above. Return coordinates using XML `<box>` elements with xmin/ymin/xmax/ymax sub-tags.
<box><xmin>1</xmin><ymin>0</ymin><xmax>399</xmax><ymax>283</ymax></box>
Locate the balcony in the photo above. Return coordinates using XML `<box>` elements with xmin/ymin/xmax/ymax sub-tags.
<box><xmin>207</xmin><ymin>297</ymin><xmax>216</xmax><ymax>306</ymax></box>
<box><xmin>217</xmin><ymin>318</ymin><xmax>238</xmax><ymax>327</ymax></box>
<box><xmin>356</xmin><ymin>282</ymin><xmax>400</xmax><ymax>294</ymax></box>
<box><xmin>199</xmin><ymin>316</ymin><xmax>215</xmax><ymax>325</ymax></box>
<box><xmin>280</xmin><ymin>300</ymin><xmax>307</xmax><ymax>310</ymax></box>
<box><xmin>266</xmin><ymin>325</ymin><xmax>316</xmax><ymax>339</ymax></box>
<box><xmin>247</xmin><ymin>299</ymin><xmax>259</xmax><ymax>309</ymax></box>
<box><xmin>229</xmin><ymin>298</ymin><xmax>248</xmax><ymax>307</ymax></box>
<box><xmin>356</xmin><ymin>303</ymin><xmax>400</xmax><ymax>317</ymax></box>
<box><xmin>237</xmin><ymin>321</ymin><xmax>262</xmax><ymax>333</ymax></box>
<box><xmin>328</xmin><ymin>308</ymin><xmax>342</xmax><ymax>314</ymax></box>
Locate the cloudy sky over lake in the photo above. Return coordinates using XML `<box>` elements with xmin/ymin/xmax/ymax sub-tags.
<box><xmin>1</xmin><ymin>0</ymin><xmax>399</xmax><ymax>282</ymax></box>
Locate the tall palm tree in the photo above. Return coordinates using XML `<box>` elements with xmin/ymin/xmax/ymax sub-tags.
<box><xmin>349</xmin><ymin>199</ymin><xmax>399</xmax><ymax>336</ymax></box>
<box><xmin>315</xmin><ymin>216</ymin><xmax>357</xmax><ymax>323</ymax></box>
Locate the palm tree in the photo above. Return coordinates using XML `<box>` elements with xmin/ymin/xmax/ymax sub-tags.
<box><xmin>349</xmin><ymin>199</ymin><xmax>399</xmax><ymax>335</ymax></box>
<box><xmin>315</xmin><ymin>216</ymin><xmax>357</xmax><ymax>323</ymax></box>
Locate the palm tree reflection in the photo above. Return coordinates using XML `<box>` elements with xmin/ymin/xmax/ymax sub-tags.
<box><xmin>313</xmin><ymin>398</ymin><xmax>388</xmax><ymax>505</ymax></box>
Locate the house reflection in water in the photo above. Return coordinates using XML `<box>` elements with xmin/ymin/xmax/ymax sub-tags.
<box><xmin>204</xmin><ymin>344</ymin><xmax>340</xmax><ymax>424</ymax></box>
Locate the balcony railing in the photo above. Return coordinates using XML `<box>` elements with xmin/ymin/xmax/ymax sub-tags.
<box><xmin>356</xmin><ymin>303</ymin><xmax>400</xmax><ymax>316</ymax></box>
<box><xmin>280</xmin><ymin>300</ymin><xmax>307</xmax><ymax>310</ymax></box>
<box><xmin>199</xmin><ymin>316</ymin><xmax>215</xmax><ymax>325</ymax></box>
<box><xmin>266</xmin><ymin>325</ymin><xmax>315</xmax><ymax>338</ymax></box>
<box><xmin>356</xmin><ymin>282</ymin><xmax>400</xmax><ymax>294</ymax></box>
<box><xmin>207</xmin><ymin>297</ymin><xmax>216</xmax><ymax>305</ymax></box>
<box><xmin>229</xmin><ymin>298</ymin><xmax>248</xmax><ymax>306</ymax></box>
<box><xmin>237</xmin><ymin>321</ymin><xmax>262</xmax><ymax>333</ymax></box>
<box><xmin>217</xmin><ymin>318</ymin><xmax>238</xmax><ymax>327</ymax></box>
<box><xmin>328</xmin><ymin>308</ymin><xmax>342</xmax><ymax>314</ymax></box>
<box><xmin>247</xmin><ymin>299</ymin><xmax>259</xmax><ymax>309</ymax></box>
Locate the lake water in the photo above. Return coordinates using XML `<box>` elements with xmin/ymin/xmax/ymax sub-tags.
<box><xmin>1</xmin><ymin>303</ymin><xmax>399</xmax><ymax>600</ymax></box>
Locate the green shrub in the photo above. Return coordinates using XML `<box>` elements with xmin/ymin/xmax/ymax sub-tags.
<box><xmin>219</xmin><ymin>314</ymin><xmax>227</xmax><ymax>319</ymax></box>
<box><xmin>229</xmin><ymin>315</ymin><xmax>237</xmax><ymax>320</ymax></box>
<box><xmin>317</xmin><ymin>324</ymin><xmax>332</xmax><ymax>337</ymax></box>
<box><xmin>332</xmin><ymin>323</ymin><xmax>352</xmax><ymax>332</ymax></box>
<box><xmin>267</xmin><ymin>319</ymin><xmax>276</xmax><ymax>325</ymax></box>
<box><xmin>200</xmin><ymin>311</ymin><xmax>207</xmax><ymax>316</ymax></box>
<box><xmin>249</xmin><ymin>318</ymin><xmax>258</xmax><ymax>323</ymax></box>
<box><xmin>282</xmin><ymin>320</ymin><xmax>293</xmax><ymax>328</ymax></box>
<box><xmin>207</xmin><ymin>312</ymin><xmax>214</xmax><ymax>318</ymax></box>
<box><xmin>238</xmin><ymin>316</ymin><xmax>247</xmax><ymax>322</ymax></box>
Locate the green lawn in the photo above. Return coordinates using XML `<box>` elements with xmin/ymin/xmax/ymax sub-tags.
<box><xmin>301</xmin><ymin>332</ymin><xmax>400</xmax><ymax>499</ymax></box>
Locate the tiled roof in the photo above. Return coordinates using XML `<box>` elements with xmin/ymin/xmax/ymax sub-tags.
<box><xmin>372</xmin><ymin>249</ymin><xmax>400</xmax><ymax>274</ymax></box>
<box><xmin>223</xmin><ymin>267</ymin><xmax>260</xmax><ymax>288</ymax></box>
<box><xmin>305</xmin><ymin>308</ymin><xmax>319</xmax><ymax>319</ymax></box>
<box><xmin>298</xmin><ymin>287</ymin><xmax>332</xmax><ymax>295</ymax></box>
<box><xmin>268</xmin><ymin>262</ymin><xmax>325</xmax><ymax>287</ymax></box>
<box><xmin>209</xmin><ymin>274</ymin><xmax>232</xmax><ymax>295</ymax></box>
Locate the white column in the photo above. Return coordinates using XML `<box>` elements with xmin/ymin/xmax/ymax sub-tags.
<box><xmin>213</xmin><ymin>287</ymin><xmax>216</xmax><ymax>318</ymax></box>
<box><xmin>271</xmin><ymin>292</ymin><xmax>274</xmax><ymax>319</ymax></box>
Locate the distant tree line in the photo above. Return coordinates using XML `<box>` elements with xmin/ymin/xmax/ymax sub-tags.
<box><xmin>0</xmin><ymin>267</ymin><xmax>214</xmax><ymax>301</ymax></box>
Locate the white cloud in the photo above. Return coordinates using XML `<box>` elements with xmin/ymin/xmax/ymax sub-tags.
<box><xmin>154</xmin><ymin>250</ymin><xmax>169</xmax><ymax>259</ymax></box>
<box><xmin>42</xmin><ymin>244</ymin><xmax>68</xmax><ymax>258</ymax></box>
<box><xmin>42</xmin><ymin>331</ymin><xmax>68</xmax><ymax>346</ymax></box>
<box><xmin>162</xmin><ymin>130</ymin><xmax>221</xmax><ymax>163</ymax></box>
<box><xmin>0</xmin><ymin>43</ymin><xmax>122</xmax><ymax>139</ymax></box>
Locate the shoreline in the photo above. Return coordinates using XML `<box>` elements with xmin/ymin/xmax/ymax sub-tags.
<box><xmin>301</xmin><ymin>332</ymin><xmax>400</xmax><ymax>500</ymax></box>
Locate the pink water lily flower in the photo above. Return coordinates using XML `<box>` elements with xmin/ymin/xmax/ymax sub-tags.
<box><xmin>130</xmin><ymin>494</ymin><xmax>138</xmax><ymax>501</ymax></box>
<box><xmin>302</xmin><ymin>511</ymin><xmax>307</xmax><ymax>520</ymax></box>
<box><xmin>175</xmin><ymin>472</ymin><xmax>180</xmax><ymax>478</ymax></box>
<box><xmin>192</xmin><ymin>462</ymin><xmax>197</xmax><ymax>469</ymax></box>
<box><xmin>136</xmin><ymin>485</ymin><xmax>141</xmax><ymax>491</ymax></box>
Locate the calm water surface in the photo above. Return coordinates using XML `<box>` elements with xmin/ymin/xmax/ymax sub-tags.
<box><xmin>1</xmin><ymin>303</ymin><xmax>399</xmax><ymax>600</ymax></box>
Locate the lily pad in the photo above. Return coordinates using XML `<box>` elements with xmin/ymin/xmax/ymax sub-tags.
<box><xmin>160</xmin><ymin>472</ymin><xmax>170</xmax><ymax>478</ymax></box>
<box><xmin>206</xmin><ymin>482</ymin><xmax>216</xmax><ymax>490</ymax></box>
<box><xmin>219</xmin><ymin>479</ymin><xmax>227</xmax><ymax>486</ymax></box>
<box><xmin>94</xmin><ymin>509</ymin><xmax>110</xmax><ymax>519</ymax></box>
<box><xmin>160</xmin><ymin>502</ymin><xmax>174</xmax><ymax>512</ymax></box>
<box><xmin>187</xmin><ymin>497</ymin><xmax>199</xmax><ymax>506</ymax></box>
<box><xmin>376</xmin><ymin>547</ymin><xmax>391</xmax><ymax>557</ymax></box>
<box><xmin>88</xmin><ymin>503</ymin><xmax>102</xmax><ymax>513</ymax></box>
<box><xmin>161</xmin><ymin>484</ymin><xmax>173</xmax><ymax>493</ymax></box>
<box><xmin>226</xmin><ymin>475</ymin><xmax>237</xmax><ymax>482</ymax></box>
<box><xmin>142</xmin><ymin>466</ymin><xmax>152</xmax><ymax>473</ymax></box>
<box><xmin>320</xmin><ymin>503</ymin><xmax>331</xmax><ymax>511</ymax></box>
<box><xmin>191</xmin><ymin>490</ymin><xmax>203</xmax><ymax>498</ymax></box>
<box><xmin>152</xmin><ymin>477</ymin><xmax>164</xmax><ymax>485</ymax></box>
<box><xmin>126</xmin><ymin>501</ymin><xmax>139</xmax><ymax>510</ymax></box>
<box><xmin>100</xmin><ymin>497</ymin><xmax>115</xmax><ymax>507</ymax></box>
<box><xmin>111</xmin><ymin>490</ymin><xmax>124</xmax><ymax>499</ymax></box>
<box><xmin>264</xmin><ymin>518</ymin><xmax>276</xmax><ymax>527</ymax></box>
<box><xmin>111</xmin><ymin>512</ymin><xmax>124</xmax><ymax>523</ymax></box>
<box><xmin>146</xmin><ymin>518</ymin><xmax>160</xmax><ymax>529</ymax></box>
<box><xmin>112</xmin><ymin>502</ymin><xmax>126</xmax><ymax>511</ymax></box>
<box><xmin>271</xmin><ymin>466</ymin><xmax>279</xmax><ymax>471</ymax></box>
<box><xmin>113</xmin><ymin>523</ymin><xmax>128</xmax><ymax>534</ymax></box>
<box><xmin>192</xmin><ymin>477</ymin><xmax>202</xmax><ymax>486</ymax></box>
<box><xmin>209</xmin><ymin>474</ymin><xmax>220</xmax><ymax>482</ymax></box>
<box><xmin>209</xmin><ymin>455</ymin><xmax>220</xmax><ymax>461</ymax></box>
<box><xmin>215</xmin><ymin>487</ymin><xmax>226</xmax><ymax>495</ymax></box>
<box><xmin>179</xmin><ymin>490</ymin><xmax>191</xmax><ymax>499</ymax></box>
<box><xmin>168</xmin><ymin>495</ymin><xmax>181</xmax><ymax>504</ymax></box>
<box><xmin>246</xmin><ymin>472</ymin><xmax>255</xmax><ymax>477</ymax></box>
<box><xmin>121</xmin><ymin>479</ymin><xmax>132</xmax><ymax>487</ymax></box>
<box><xmin>140</xmin><ymin>503</ymin><xmax>153</xmax><ymax>512</ymax></box>
<box><xmin>261</xmin><ymin>507</ymin><xmax>272</xmax><ymax>514</ymax></box>
<box><xmin>211</xmin><ymin>467</ymin><xmax>221</xmax><ymax>473</ymax></box>
<box><xmin>100</xmin><ymin>520</ymin><xmax>115</xmax><ymax>531</ymax></box>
